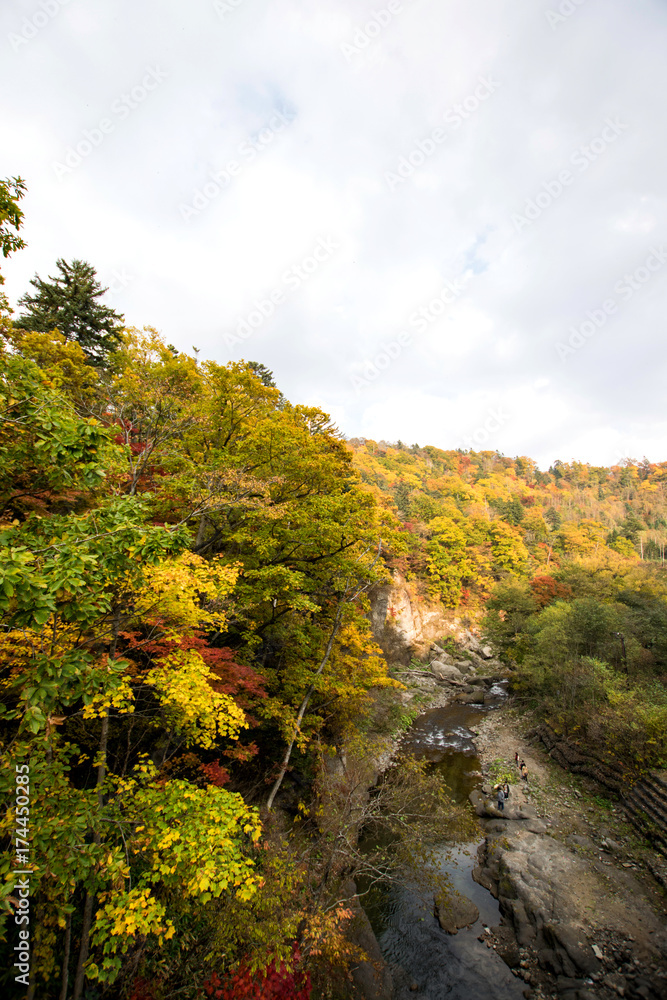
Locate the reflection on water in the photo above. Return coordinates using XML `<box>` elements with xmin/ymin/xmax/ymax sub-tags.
<box><xmin>380</xmin><ymin>881</ymin><xmax>524</xmax><ymax>1000</ymax></box>
<box><xmin>361</xmin><ymin>690</ymin><xmax>525</xmax><ymax>1000</ymax></box>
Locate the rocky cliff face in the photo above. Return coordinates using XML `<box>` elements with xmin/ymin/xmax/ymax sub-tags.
<box><xmin>369</xmin><ymin>570</ymin><xmax>451</xmax><ymax>667</ymax></box>
<box><xmin>369</xmin><ymin>569</ymin><xmax>491</xmax><ymax>670</ymax></box>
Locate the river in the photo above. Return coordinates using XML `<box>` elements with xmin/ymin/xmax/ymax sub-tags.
<box><xmin>361</xmin><ymin>691</ymin><xmax>526</xmax><ymax>999</ymax></box>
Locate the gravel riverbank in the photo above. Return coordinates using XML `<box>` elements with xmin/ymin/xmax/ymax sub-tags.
<box><xmin>471</xmin><ymin>709</ymin><xmax>667</xmax><ymax>1000</ymax></box>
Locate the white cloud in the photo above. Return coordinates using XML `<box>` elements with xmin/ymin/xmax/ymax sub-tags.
<box><xmin>2</xmin><ymin>0</ymin><xmax>667</xmax><ymax>468</ymax></box>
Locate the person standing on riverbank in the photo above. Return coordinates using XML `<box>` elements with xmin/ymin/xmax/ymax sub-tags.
<box><xmin>521</xmin><ymin>762</ymin><xmax>528</xmax><ymax>783</ymax></box>
<box><xmin>515</xmin><ymin>751</ymin><xmax>519</xmax><ymax>767</ymax></box>
<box><xmin>497</xmin><ymin>786</ymin><xmax>505</xmax><ymax>812</ymax></box>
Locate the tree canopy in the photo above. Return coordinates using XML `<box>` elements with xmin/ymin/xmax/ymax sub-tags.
<box><xmin>14</xmin><ymin>258</ymin><xmax>124</xmax><ymax>366</ymax></box>
<box><xmin>0</xmin><ymin>176</ymin><xmax>26</xmax><ymax>311</ymax></box>
<box><xmin>1</xmin><ymin>200</ymin><xmax>666</xmax><ymax>998</ymax></box>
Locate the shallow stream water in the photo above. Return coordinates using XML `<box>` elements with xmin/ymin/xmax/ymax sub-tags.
<box><xmin>361</xmin><ymin>691</ymin><xmax>526</xmax><ymax>999</ymax></box>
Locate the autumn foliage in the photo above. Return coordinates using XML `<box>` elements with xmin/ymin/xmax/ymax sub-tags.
<box><xmin>203</xmin><ymin>946</ymin><xmax>311</xmax><ymax>1000</ymax></box>
<box><xmin>2</xmin><ymin>226</ymin><xmax>666</xmax><ymax>998</ymax></box>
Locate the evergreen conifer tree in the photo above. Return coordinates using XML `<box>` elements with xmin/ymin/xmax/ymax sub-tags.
<box><xmin>15</xmin><ymin>258</ymin><xmax>124</xmax><ymax>366</ymax></box>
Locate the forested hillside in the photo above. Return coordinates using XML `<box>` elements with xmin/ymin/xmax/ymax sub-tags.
<box><xmin>348</xmin><ymin>438</ymin><xmax>667</xmax><ymax>773</ymax></box>
<box><xmin>2</xmin><ymin>177</ymin><xmax>667</xmax><ymax>999</ymax></box>
<box><xmin>349</xmin><ymin>438</ymin><xmax>667</xmax><ymax>608</ymax></box>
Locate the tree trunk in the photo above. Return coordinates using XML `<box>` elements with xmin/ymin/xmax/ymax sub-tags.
<box><xmin>71</xmin><ymin>711</ymin><xmax>108</xmax><ymax>998</ymax></box>
<box><xmin>266</xmin><ymin>608</ymin><xmax>343</xmax><ymax>811</ymax></box>
<box><xmin>195</xmin><ymin>514</ymin><xmax>209</xmax><ymax>549</ymax></box>
<box><xmin>72</xmin><ymin>606</ymin><xmax>119</xmax><ymax>997</ymax></box>
<box><xmin>72</xmin><ymin>891</ymin><xmax>95</xmax><ymax>1000</ymax></box>
<box><xmin>59</xmin><ymin>910</ymin><xmax>72</xmax><ymax>1000</ymax></box>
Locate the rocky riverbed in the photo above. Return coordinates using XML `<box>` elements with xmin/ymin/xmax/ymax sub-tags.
<box><xmin>471</xmin><ymin>710</ymin><xmax>667</xmax><ymax>1000</ymax></box>
<box><xmin>352</xmin><ymin>622</ymin><xmax>667</xmax><ymax>1000</ymax></box>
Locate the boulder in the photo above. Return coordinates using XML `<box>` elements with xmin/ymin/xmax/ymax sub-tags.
<box><xmin>429</xmin><ymin>646</ymin><xmax>455</xmax><ymax>666</ymax></box>
<box><xmin>469</xmin><ymin>790</ymin><xmax>536</xmax><ymax>821</ymax></box>
<box><xmin>543</xmin><ymin>923</ymin><xmax>602</xmax><ymax>977</ymax></box>
<box><xmin>523</xmin><ymin>819</ymin><xmax>548</xmax><ymax>834</ymax></box>
<box><xmin>464</xmin><ymin>632</ymin><xmax>483</xmax><ymax>654</ymax></box>
<box><xmin>474</xmin><ymin>676</ymin><xmax>496</xmax><ymax>687</ymax></box>
<box><xmin>434</xmin><ymin>890</ymin><xmax>479</xmax><ymax>933</ymax></box>
<box><xmin>465</xmin><ymin>652</ymin><xmax>486</xmax><ymax>669</ymax></box>
<box><xmin>565</xmin><ymin>834</ymin><xmax>596</xmax><ymax>851</ymax></box>
<box><xmin>492</xmin><ymin>924</ymin><xmax>521</xmax><ymax>968</ymax></box>
<box><xmin>459</xmin><ymin>689</ymin><xmax>485</xmax><ymax>705</ymax></box>
<box><xmin>506</xmin><ymin>898</ymin><xmax>536</xmax><ymax>946</ymax></box>
<box><xmin>469</xmin><ymin>789</ymin><xmax>486</xmax><ymax>816</ymax></box>
<box><xmin>602</xmin><ymin>972</ymin><xmax>628</xmax><ymax>995</ymax></box>
<box><xmin>429</xmin><ymin>660</ymin><xmax>464</xmax><ymax>683</ymax></box>
<box><xmin>481</xmin><ymin>645</ymin><xmax>494</xmax><ymax>659</ymax></box>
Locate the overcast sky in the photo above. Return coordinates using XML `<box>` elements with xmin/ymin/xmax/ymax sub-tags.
<box><xmin>2</xmin><ymin>0</ymin><xmax>666</xmax><ymax>468</ymax></box>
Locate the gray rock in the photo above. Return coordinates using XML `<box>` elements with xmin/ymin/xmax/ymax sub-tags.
<box><xmin>485</xmin><ymin>819</ymin><xmax>510</xmax><ymax>833</ymax></box>
<box><xmin>429</xmin><ymin>660</ymin><xmax>464</xmax><ymax>683</ymax></box>
<box><xmin>469</xmin><ymin>789</ymin><xmax>487</xmax><ymax>816</ymax></box>
<box><xmin>481</xmin><ymin>645</ymin><xmax>494</xmax><ymax>659</ymax></box>
<box><xmin>565</xmin><ymin>835</ymin><xmax>596</xmax><ymax>851</ymax></box>
<box><xmin>544</xmin><ymin>923</ymin><xmax>602</xmax><ymax>977</ymax></box>
<box><xmin>459</xmin><ymin>688</ymin><xmax>485</xmax><ymax>705</ymax></box>
<box><xmin>602</xmin><ymin>972</ymin><xmax>627</xmax><ymax>994</ymax></box>
<box><xmin>430</xmin><ymin>649</ymin><xmax>455</xmax><ymax>666</ymax></box>
<box><xmin>508</xmin><ymin>899</ymin><xmax>536</xmax><ymax>946</ymax></box>
<box><xmin>493</xmin><ymin>924</ymin><xmax>521</xmax><ymax>968</ymax></box>
<box><xmin>556</xmin><ymin>976</ymin><xmax>586</xmax><ymax>992</ymax></box>
<box><xmin>537</xmin><ymin>946</ymin><xmax>560</xmax><ymax>975</ymax></box>
<box><xmin>523</xmin><ymin>819</ymin><xmax>548</xmax><ymax>834</ymax></box>
<box><xmin>434</xmin><ymin>890</ymin><xmax>479</xmax><ymax>933</ymax></box>
<box><xmin>466</xmin><ymin>634</ymin><xmax>483</xmax><ymax>654</ymax></box>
